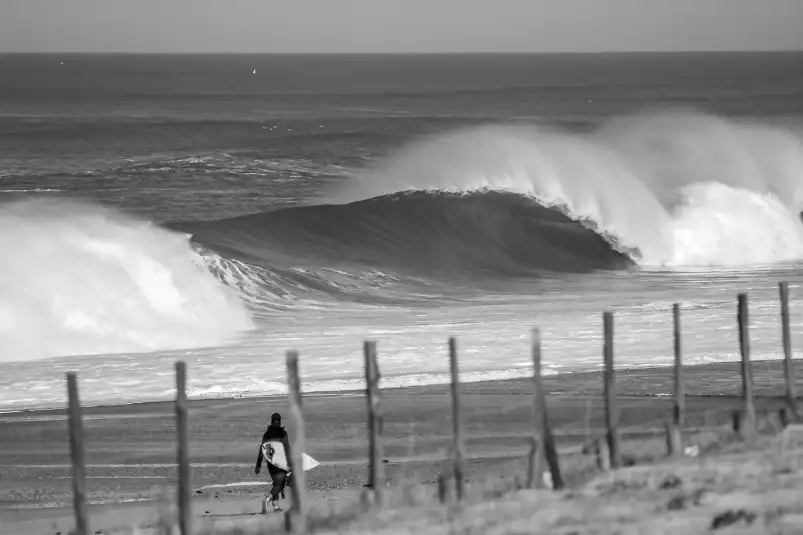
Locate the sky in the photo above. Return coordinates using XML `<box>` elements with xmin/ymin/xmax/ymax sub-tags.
<box><xmin>2</xmin><ymin>0</ymin><xmax>802</xmax><ymax>54</ymax></box>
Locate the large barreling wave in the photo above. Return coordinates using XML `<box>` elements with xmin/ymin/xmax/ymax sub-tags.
<box><xmin>0</xmin><ymin>199</ymin><xmax>254</xmax><ymax>362</ymax></box>
<box><xmin>321</xmin><ymin>110</ymin><xmax>803</xmax><ymax>267</ymax></box>
<box><xmin>176</xmin><ymin>110</ymin><xmax>803</xmax><ymax>308</ymax></box>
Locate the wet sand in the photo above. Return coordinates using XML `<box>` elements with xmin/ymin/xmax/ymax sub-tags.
<box><xmin>0</xmin><ymin>358</ymin><xmax>798</xmax><ymax>534</ymax></box>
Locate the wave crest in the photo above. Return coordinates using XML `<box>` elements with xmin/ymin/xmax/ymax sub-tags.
<box><xmin>324</xmin><ymin>110</ymin><xmax>803</xmax><ymax>266</ymax></box>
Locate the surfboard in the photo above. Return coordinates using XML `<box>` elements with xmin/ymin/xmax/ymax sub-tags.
<box><xmin>261</xmin><ymin>441</ymin><xmax>320</xmax><ymax>473</ymax></box>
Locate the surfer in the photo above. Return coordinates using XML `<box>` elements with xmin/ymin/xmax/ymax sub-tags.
<box><xmin>255</xmin><ymin>412</ymin><xmax>292</xmax><ymax>513</ymax></box>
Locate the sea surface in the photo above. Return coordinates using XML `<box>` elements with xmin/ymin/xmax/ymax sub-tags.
<box><xmin>1</xmin><ymin>53</ymin><xmax>803</xmax><ymax>412</ymax></box>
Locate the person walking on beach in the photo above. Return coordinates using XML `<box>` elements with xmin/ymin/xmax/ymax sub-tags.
<box><xmin>255</xmin><ymin>412</ymin><xmax>292</xmax><ymax>513</ymax></box>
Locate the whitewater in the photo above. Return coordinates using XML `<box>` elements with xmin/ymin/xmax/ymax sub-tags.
<box><xmin>2</xmin><ymin>57</ymin><xmax>803</xmax><ymax>412</ymax></box>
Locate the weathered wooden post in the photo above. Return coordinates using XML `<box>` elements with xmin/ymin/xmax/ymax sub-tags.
<box><xmin>527</xmin><ymin>328</ymin><xmax>564</xmax><ymax>489</ymax></box>
<box><xmin>779</xmin><ymin>282</ymin><xmax>798</xmax><ymax>420</ymax></box>
<box><xmin>737</xmin><ymin>293</ymin><xmax>756</xmax><ymax>439</ymax></box>
<box><xmin>603</xmin><ymin>311</ymin><xmax>622</xmax><ymax>468</ymax></box>
<box><xmin>174</xmin><ymin>361</ymin><xmax>191</xmax><ymax>535</ymax></box>
<box><xmin>448</xmin><ymin>337</ymin><xmax>466</xmax><ymax>501</ymax></box>
<box><xmin>667</xmin><ymin>303</ymin><xmax>684</xmax><ymax>457</ymax></box>
<box><xmin>285</xmin><ymin>350</ymin><xmax>308</xmax><ymax>533</ymax></box>
<box><xmin>526</xmin><ymin>336</ymin><xmax>544</xmax><ymax>489</ymax></box>
<box><xmin>364</xmin><ymin>340</ymin><xmax>384</xmax><ymax>507</ymax></box>
<box><xmin>665</xmin><ymin>422</ymin><xmax>682</xmax><ymax>458</ymax></box>
<box><xmin>66</xmin><ymin>372</ymin><xmax>89</xmax><ymax>535</ymax></box>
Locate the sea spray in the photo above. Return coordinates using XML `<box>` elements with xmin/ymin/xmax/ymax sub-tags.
<box><xmin>324</xmin><ymin>110</ymin><xmax>803</xmax><ymax>266</ymax></box>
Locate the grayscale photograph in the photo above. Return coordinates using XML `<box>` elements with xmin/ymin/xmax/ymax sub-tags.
<box><xmin>1</xmin><ymin>0</ymin><xmax>802</xmax><ymax>533</ymax></box>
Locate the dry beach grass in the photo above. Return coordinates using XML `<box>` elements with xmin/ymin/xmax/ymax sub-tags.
<box><xmin>188</xmin><ymin>427</ymin><xmax>803</xmax><ymax>535</ymax></box>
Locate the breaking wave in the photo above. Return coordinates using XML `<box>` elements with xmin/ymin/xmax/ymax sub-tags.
<box><xmin>0</xmin><ymin>199</ymin><xmax>254</xmax><ymax>362</ymax></box>
<box><xmin>4</xmin><ymin>110</ymin><xmax>803</xmax><ymax>363</ymax></box>
<box><xmin>173</xmin><ymin>111</ymin><xmax>803</xmax><ymax>308</ymax></box>
<box><xmin>324</xmin><ymin>110</ymin><xmax>803</xmax><ymax>267</ymax></box>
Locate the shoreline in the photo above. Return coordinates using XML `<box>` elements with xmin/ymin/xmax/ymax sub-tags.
<box><xmin>2</xmin><ymin>356</ymin><xmax>800</xmax><ymax>418</ymax></box>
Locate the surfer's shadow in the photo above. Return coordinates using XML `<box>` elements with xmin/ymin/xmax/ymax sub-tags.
<box><xmin>203</xmin><ymin>512</ymin><xmax>261</xmax><ymax>518</ymax></box>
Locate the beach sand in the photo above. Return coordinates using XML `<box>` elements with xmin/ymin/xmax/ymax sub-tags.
<box><xmin>1</xmin><ymin>359</ymin><xmax>799</xmax><ymax>534</ymax></box>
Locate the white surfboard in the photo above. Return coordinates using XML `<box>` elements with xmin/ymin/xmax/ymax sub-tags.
<box><xmin>262</xmin><ymin>441</ymin><xmax>320</xmax><ymax>474</ymax></box>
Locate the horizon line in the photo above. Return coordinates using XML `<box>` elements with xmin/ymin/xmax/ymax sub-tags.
<box><xmin>1</xmin><ymin>49</ymin><xmax>801</xmax><ymax>56</ymax></box>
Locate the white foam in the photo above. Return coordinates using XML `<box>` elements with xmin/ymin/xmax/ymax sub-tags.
<box><xmin>185</xmin><ymin>367</ymin><xmax>543</xmax><ymax>398</ymax></box>
<box><xmin>0</xmin><ymin>199</ymin><xmax>254</xmax><ymax>362</ymax></box>
<box><xmin>670</xmin><ymin>182</ymin><xmax>803</xmax><ymax>265</ymax></box>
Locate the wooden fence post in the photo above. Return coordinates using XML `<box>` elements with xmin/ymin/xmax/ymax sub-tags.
<box><xmin>668</xmin><ymin>303</ymin><xmax>684</xmax><ymax>457</ymax></box>
<box><xmin>174</xmin><ymin>361</ymin><xmax>191</xmax><ymax>535</ymax></box>
<box><xmin>66</xmin><ymin>372</ymin><xmax>89</xmax><ymax>535</ymax></box>
<box><xmin>364</xmin><ymin>340</ymin><xmax>384</xmax><ymax>507</ymax></box>
<box><xmin>285</xmin><ymin>350</ymin><xmax>307</xmax><ymax>533</ymax></box>
<box><xmin>737</xmin><ymin>293</ymin><xmax>756</xmax><ymax>439</ymax></box>
<box><xmin>448</xmin><ymin>337</ymin><xmax>466</xmax><ymax>502</ymax></box>
<box><xmin>779</xmin><ymin>282</ymin><xmax>798</xmax><ymax>420</ymax></box>
<box><xmin>665</xmin><ymin>422</ymin><xmax>682</xmax><ymax>458</ymax></box>
<box><xmin>603</xmin><ymin>311</ymin><xmax>621</xmax><ymax>469</ymax></box>
<box><xmin>527</xmin><ymin>328</ymin><xmax>564</xmax><ymax>490</ymax></box>
<box><xmin>526</xmin><ymin>332</ymin><xmax>544</xmax><ymax>489</ymax></box>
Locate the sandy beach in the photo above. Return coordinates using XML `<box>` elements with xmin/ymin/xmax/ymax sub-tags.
<box><xmin>1</xmin><ymin>358</ymin><xmax>799</xmax><ymax>534</ymax></box>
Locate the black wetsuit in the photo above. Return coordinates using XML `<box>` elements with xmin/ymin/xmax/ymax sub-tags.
<box><xmin>255</xmin><ymin>424</ymin><xmax>292</xmax><ymax>501</ymax></box>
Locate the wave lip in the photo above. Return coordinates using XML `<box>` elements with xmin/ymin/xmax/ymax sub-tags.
<box><xmin>0</xmin><ymin>198</ymin><xmax>254</xmax><ymax>363</ymax></box>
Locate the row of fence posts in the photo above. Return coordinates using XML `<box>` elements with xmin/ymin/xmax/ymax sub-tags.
<box><xmin>63</xmin><ymin>283</ymin><xmax>799</xmax><ymax>534</ymax></box>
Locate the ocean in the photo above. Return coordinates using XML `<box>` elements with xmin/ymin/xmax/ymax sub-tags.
<box><xmin>1</xmin><ymin>52</ymin><xmax>802</xmax><ymax>412</ymax></box>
